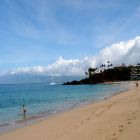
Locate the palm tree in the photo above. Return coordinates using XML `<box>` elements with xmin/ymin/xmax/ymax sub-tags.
<box><xmin>107</xmin><ymin>61</ymin><xmax>110</xmax><ymax>69</ymax></box>
<box><xmin>100</xmin><ymin>64</ymin><xmax>105</xmax><ymax>72</ymax></box>
<box><xmin>85</xmin><ymin>72</ymin><xmax>88</xmax><ymax>75</ymax></box>
<box><xmin>100</xmin><ymin>64</ymin><xmax>104</xmax><ymax>68</ymax></box>
<box><xmin>110</xmin><ymin>63</ymin><xmax>113</xmax><ymax>68</ymax></box>
<box><xmin>121</xmin><ymin>63</ymin><xmax>125</xmax><ymax>67</ymax></box>
<box><xmin>86</xmin><ymin>68</ymin><xmax>97</xmax><ymax>77</ymax></box>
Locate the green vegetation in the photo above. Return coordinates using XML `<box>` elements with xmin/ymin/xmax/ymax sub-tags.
<box><xmin>63</xmin><ymin>63</ymin><xmax>140</xmax><ymax>85</ymax></box>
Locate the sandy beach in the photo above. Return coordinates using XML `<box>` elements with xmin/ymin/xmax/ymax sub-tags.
<box><xmin>0</xmin><ymin>82</ymin><xmax>140</xmax><ymax>140</ymax></box>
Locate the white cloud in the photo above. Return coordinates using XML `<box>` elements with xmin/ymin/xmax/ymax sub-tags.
<box><xmin>8</xmin><ymin>36</ymin><xmax>140</xmax><ymax>76</ymax></box>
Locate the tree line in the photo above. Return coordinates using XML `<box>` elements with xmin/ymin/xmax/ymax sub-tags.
<box><xmin>63</xmin><ymin>62</ymin><xmax>140</xmax><ymax>85</ymax></box>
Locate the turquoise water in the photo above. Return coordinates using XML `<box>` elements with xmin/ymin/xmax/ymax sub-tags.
<box><xmin>0</xmin><ymin>83</ymin><xmax>126</xmax><ymax>129</ymax></box>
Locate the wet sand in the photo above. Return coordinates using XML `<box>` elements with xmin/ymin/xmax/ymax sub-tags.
<box><xmin>0</xmin><ymin>82</ymin><xmax>140</xmax><ymax>140</ymax></box>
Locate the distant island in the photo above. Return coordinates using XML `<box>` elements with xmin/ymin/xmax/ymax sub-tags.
<box><xmin>63</xmin><ymin>62</ymin><xmax>140</xmax><ymax>85</ymax></box>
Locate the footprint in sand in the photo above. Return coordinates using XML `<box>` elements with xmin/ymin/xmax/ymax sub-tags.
<box><xmin>96</xmin><ymin>114</ymin><xmax>99</xmax><ymax>117</ymax></box>
<box><xmin>111</xmin><ymin>133</ymin><xmax>117</xmax><ymax>140</ymax></box>
<box><xmin>117</xmin><ymin>125</ymin><xmax>125</xmax><ymax>132</ymax></box>
<box><xmin>119</xmin><ymin>129</ymin><xmax>124</xmax><ymax>132</ymax></box>
<box><xmin>118</xmin><ymin>125</ymin><xmax>124</xmax><ymax>128</ymax></box>
<box><xmin>132</xmin><ymin>116</ymin><xmax>136</xmax><ymax>120</ymax></box>
<box><xmin>127</xmin><ymin>121</ymin><xmax>132</xmax><ymax>124</ymax></box>
<box><xmin>85</xmin><ymin>116</ymin><xmax>91</xmax><ymax>120</ymax></box>
<box><xmin>112</xmin><ymin>133</ymin><xmax>116</xmax><ymax>136</ymax></box>
<box><xmin>74</xmin><ymin>125</ymin><xmax>80</xmax><ymax>128</ymax></box>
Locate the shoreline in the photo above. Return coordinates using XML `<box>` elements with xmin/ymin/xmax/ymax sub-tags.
<box><xmin>1</xmin><ymin>81</ymin><xmax>140</xmax><ymax>140</ymax></box>
<box><xmin>0</xmin><ymin>82</ymin><xmax>128</xmax><ymax>134</ymax></box>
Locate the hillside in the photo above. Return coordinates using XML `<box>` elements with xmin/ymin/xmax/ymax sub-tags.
<box><xmin>63</xmin><ymin>65</ymin><xmax>140</xmax><ymax>85</ymax></box>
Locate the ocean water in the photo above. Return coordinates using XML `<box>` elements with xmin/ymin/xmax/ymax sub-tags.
<box><xmin>0</xmin><ymin>83</ymin><xmax>126</xmax><ymax>131</ymax></box>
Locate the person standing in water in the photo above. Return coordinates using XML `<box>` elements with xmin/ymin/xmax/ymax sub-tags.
<box><xmin>22</xmin><ymin>105</ymin><xmax>27</xmax><ymax>119</ymax></box>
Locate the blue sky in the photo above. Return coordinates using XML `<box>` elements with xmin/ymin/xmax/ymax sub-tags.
<box><xmin>0</xmin><ymin>0</ymin><xmax>140</xmax><ymax>74</ymax></box>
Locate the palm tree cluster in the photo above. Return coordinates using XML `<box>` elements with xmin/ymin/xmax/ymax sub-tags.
<box><xmin>63</xmin><ymin>62</ymin><xmax>140</xmax><ymax>85</ymax></box>
<box><xmin>85</xmin><ymin>61</ymin><xmax>113</xmax><ymax>77</ymax></box>
<box><xmin>85</xmin><ymin>68</ymin><xmax>97</xmax><ymax>77</ymax></box>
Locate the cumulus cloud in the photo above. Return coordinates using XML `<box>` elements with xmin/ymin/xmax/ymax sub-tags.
<box><xmin>8</xmin><ymin>36</ymin><xmax>140</xmax><ymax>76</ymax></box>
